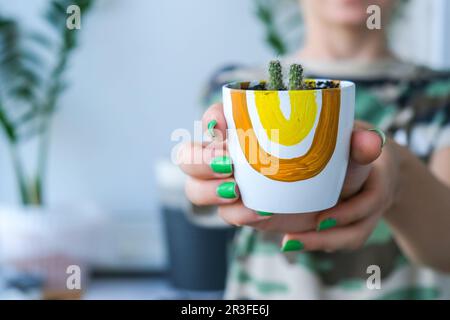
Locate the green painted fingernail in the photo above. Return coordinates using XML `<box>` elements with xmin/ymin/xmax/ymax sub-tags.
<box><xmin>318</xmin><ymin>218</ymin><xmax>337</xmax><ymax>231</ymax></box>
<box><xmin>256</xmin><ymin>211</ymin><xmax>273</xmax><ymax>216</ymax></box>
<box><xmin>216</xmin><ymin>181</ymin><xmax>237</xmax><ymax>199</ymax></box>
<box><xmin>281</xmin><ymin>240</ymin><xmax>304</xmax><ymax>252</ymax></box>
<box><xmin>368</xmin><ymin>128</ymin><xmax>386</xmax><ymax>147</ymax></box>
<box><xmin>210</xmin><ymin>156</ymin><xmax>232</xmax><ymax>174</ymax></box>
<box><xmin>208</xmin><ymin>120</ymin><xmax>218</xmax><ymax>137</ymax></box>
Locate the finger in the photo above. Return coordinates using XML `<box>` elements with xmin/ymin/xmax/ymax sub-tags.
<box><xmin>185</xmin><ymin>177</ymin><xmax>239</xmax><ymax>206</ymax></box>
<box><xmin>317</xmin><ymin>169</ymin><xmax>382</xmax><ymax>231</ymax></box>
<box><xmin>340</xmin><ymin>159</ymin><xmax>372</xmax><ymax>199</ymax></box>
<box><xmin>351</xmin><ymin>129</ymin><xmax>383</xmax><ymax>165</ymax></box>
<box><xmin>220</xmin><ymin>206</ymin><xmax>317</xmax><ymax>233</ymax></box>
<box><xmin>202</xmin><ymin>103</ymin><xmax>227</xmax><ymax>140</ymax></box>
<box><xmin>282</xmin><ymin>211</ymin><xmax>381</xmax><ymax>253</ymax></box>
<box><xmin>177</xmin><ymin>141</ymin><xmax>232</xmax><ymax>179</ymax></box>
<box><xmin>245</xmin><ymin>212</ymin><xmax>318</xmax><ymax>233</ymax></box>
<box><xmin>218</xmin><ymin>201</ymin><xmax>272</xmax><ymax>226</ymax></box>
<box><xmin>341</xmin><ymin>129</ymin><xmax>383</xmax><ymax>198</ymax></box>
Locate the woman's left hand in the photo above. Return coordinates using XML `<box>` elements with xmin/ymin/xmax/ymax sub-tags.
<box><xmin>221</xmin><ymin>120</ymin><xmax>400</xmax><ymax>253</ymax></box>
<box><xmin>281</xmin><ymin>133</ymin><xmax>400</xmax><ymax>252</ymax></box>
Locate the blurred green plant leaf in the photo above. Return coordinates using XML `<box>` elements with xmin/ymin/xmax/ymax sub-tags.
<box><xmin>0</xmin><ymin>0</ymin><xmax>94</xmax><ymax>204</ymax></box>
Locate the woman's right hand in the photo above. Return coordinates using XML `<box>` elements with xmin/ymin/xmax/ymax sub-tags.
<box><xmin>177</xmin><ymin>103</ymin><xmax>319</xmax><ymax>233</ymax></box>
<box><xmin>178</xmin><ymin>104</ymin><xmax>383</xmax><ymax>244</ymax></box>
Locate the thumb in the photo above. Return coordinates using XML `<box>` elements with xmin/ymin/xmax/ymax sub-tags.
<box><xmin>351</xmin><ymin>128</ymin><xmax>384</xmax><ymax>165</ymax></box>
<box><xmin>341</xmin><ymin>128</ymin><xmax>384</xmax><ymax>199</ymax></box>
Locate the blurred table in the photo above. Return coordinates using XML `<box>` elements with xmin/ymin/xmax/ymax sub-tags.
<box><xmin>83</xmin><ymin>275</ymin><xmax>224</xmax><ymax>300</ymax></box>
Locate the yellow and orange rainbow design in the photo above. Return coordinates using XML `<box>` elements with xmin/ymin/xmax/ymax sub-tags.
<box><xmin>229</xmin><ymin>81</ymin><xmax>341</xmax><ymax>182</ymax></box>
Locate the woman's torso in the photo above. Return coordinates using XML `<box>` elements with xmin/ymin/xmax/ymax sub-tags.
<box><xmin>203</xmin><ymin>58</ymin><xmax>450</xmax><ymax>299</ymax></box>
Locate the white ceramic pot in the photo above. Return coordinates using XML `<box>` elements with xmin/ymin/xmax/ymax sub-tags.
<box><xmin>223</xmin><ymin>80</ymin><xmax>355</xmax><ymax>213</ymax></box>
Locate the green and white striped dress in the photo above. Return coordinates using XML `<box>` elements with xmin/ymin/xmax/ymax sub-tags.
<box><xmin>203</xmin><ymin>58</ymin><xmax>450</xmax><ymax>299</ymax></box>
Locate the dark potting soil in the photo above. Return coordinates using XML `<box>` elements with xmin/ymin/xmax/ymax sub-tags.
<box><xmin>247</xmin><ymin>80</ymin><xmax>340</xmax><ymax>91</ymax></box>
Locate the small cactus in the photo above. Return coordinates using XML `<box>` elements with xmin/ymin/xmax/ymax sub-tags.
<box><xmin>288</xmin><ymin>63</ymin><xmax>304</xmax><ymax>90</ymax></box>
<box><xmin>267</xmin><ymin>60</ymin><xmax>286</xmax><ymax>90</ymax></box>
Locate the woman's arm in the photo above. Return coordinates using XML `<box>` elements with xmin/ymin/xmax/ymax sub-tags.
<box><xmin>384</xmin><ymin>143</ymin><xmax>450</xmax><ymax>273</ymax></box>
<box><xmin>180</xmin><ymin>103</ymin><xmax>450</xmax><ymax>273</ymax></box>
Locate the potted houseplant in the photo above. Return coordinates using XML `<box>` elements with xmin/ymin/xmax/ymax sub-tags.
<box><xmin>155</xmin><ymin>160</ymin><xmax>235</xmax><ymax>293</ymax></box>
<box><xmin>0</xmin><ymin>0</ymin><xmax>101</xmax><ymax>299</ymax></box>
<box><xmin>223</xmin><ymin>60</ymin><xmax>355</xmax><ymax>214</ymax></box>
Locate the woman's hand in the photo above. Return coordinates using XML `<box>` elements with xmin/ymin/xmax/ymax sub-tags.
<box><xmin>282</xmin><ymin>142</ymin><xmax>399</xmax><ymax>252</ymax></box>
<box><xmin>178</xmin><ymin>103</ymin><xmax>396</xmax><ymax>252</ymax></box>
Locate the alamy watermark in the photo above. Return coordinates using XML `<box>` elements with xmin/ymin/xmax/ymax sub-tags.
<box><xmin>66</xmin><ymin>4</ymin><xmax>82</xmax><ymax>30</ymax></box>
<box><xmin>171</xmin><ymin>120</ymin><xmax>281</xmax><ymax>175</ymax></box>
<box><xmin>366</xmin><ymin>265</ymin><xmax>382</xmax><ymax>290</ymax></box>
<box><xmin>367</xmin><ymin>4</ymin><xmax>382</xmax><ymax>30</ymax></box>
<box><xmin>66</xmin><ymin>264</ymin><xmax>82</xmax><ymax>290</ymax></box>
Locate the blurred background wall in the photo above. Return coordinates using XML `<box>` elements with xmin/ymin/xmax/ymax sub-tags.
<box><xmin>391</xmin><ymin>0</ymin><xmax>449</xmax><ymax>68</ymax></box>
<box><xmin>0</xmin><ymin>0</ymin><xmax>448</xmax><ymax>270</ymax></box>
<box><xmin>0</xmin><ymin>0</ymin><xmax>272</xmax><ymax>270</ymax></box>
<box><xmin>0</xmin><ymin>0</ymin><xmax>272</xmax><ymax>210</ymax></box>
